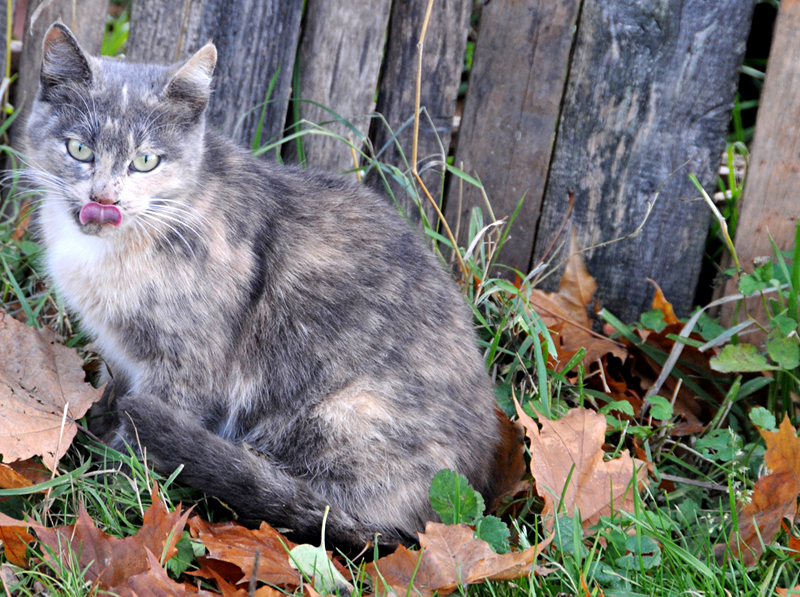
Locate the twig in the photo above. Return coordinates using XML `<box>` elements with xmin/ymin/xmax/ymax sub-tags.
<box><xmin>249</xmin><ymin>548</ymin><xmax>261</xmax><ymax>597</ymax></box>
<box><xmin>411</xmin><ymin>0</ymin><xmax>467</xmax><ymax>277</ymax></box>
<box><xmin>527</xmin><ymin>298</ymin><xmax>626</xmax><ymax>348</ymax></box>
<box><xmin>533</xmin><ymin>192</ymin><xmax>574</xmax><ymax>269</ymax></box>
<box><xmin>658</xmin><ymin>473</ymin><xmax>728</xmax><ymax>492</ymax></box>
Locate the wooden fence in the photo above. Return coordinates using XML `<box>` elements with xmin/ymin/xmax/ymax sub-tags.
<box><xmin>8</xmin><ymin>0</ymin><xmax>772</xmax><ymax>324</ymax></box>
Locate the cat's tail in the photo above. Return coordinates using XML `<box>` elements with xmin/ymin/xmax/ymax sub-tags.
<box><xmin>115</xmin><ymin>393</ymin><xmax>408</xmax><ymax>551</ymax></box>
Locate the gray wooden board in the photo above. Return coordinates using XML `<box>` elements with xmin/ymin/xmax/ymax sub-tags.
<box><xmin>722</xmin><ymin>0</ymin><xmax>800</xmax><ymax>331</ymax></box>
<box><xmin>532</xmin><ymin>0</ymin><xmax>756</xmax><ymax>323</ymax></box>
<box><xmin>445</xmin><ymin>0</ymin><xmax>581</xmax><ymax>273</ymax></box>
<box><xmin>291</xmin><ymin>0</ymin><xmax>391</xmax><ymax>173</ymax></box>
<box><xmin>368</xmin><ymin>0</ymin><xmax>470</xmax><ymax>225</ymax></box>
<box><xmin>128</xmin><ymin>0</ymin><xmax>303</xmax><ymax>150</ymax></box>
<box><xmin>12</xmin><ymin>0</ymin><xmax>108</xmax><ymax>149</ymax></box>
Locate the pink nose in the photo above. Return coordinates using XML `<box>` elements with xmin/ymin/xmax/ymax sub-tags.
<box><xmin>92</xmin><ymin>189</ymin><xmax>118</xmax><ymax>205</ymax></box>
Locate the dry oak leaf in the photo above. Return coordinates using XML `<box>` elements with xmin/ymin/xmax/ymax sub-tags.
<box><xmin>731</xmin><ymin>415</ymin><xmax>800</xmax><ymax>566</ymax></box>
<box><xmin>366</xmin><ymin>522</ymin><xmax>553</xmax><ymax>597</ymax></box>
<box><xmin>514</xmin><ymin>398</ymin><xmax>648</xmax><ymax>532</ymax></box>
<box><xmin>648</xmin><ymin>279</ymin><xmax>680</xmax><ymax>325</ymax></box>
<box><xmin>0</xmin><ymin>310</ymin><xmax>103</xmax><ymax>470</ymax></box>
<box><xmin>528</xmin><ymin>235</ymin><xmax>626</xmax><ymax>368</ymax></box>
<box><xmin>31</xmin><ymin>488</ymin><xmax>190</xmax><ymax>588</ymax></box>
<box><xmin>187</xmin><ymin>517</ymin><xmax>301</xmax><ymax>587</ymax></box>
<box><xmin>0</xmin><ymin>512</ymin><xmax>35</xmax><ymax>568</ymax></box>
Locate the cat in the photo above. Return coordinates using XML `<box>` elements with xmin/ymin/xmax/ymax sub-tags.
<box><xmin>25</xmin><ymin>22</ymin><xmax>519</xmax><ymax>549</ymax></box>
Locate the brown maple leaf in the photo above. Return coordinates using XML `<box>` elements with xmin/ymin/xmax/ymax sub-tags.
<box><xmin>528</xmin><ymin>235</ymin><xmax>627</xmax><ymax>368</ymax></box>
<box><xmin>187</xmin><ymin>517</ymin><xmax>301</xmax><ymax>587</ymax></box>
<box><xmin>514</xmin><ymin>399</ymin><xmax>648</xmax><ymax>531</ymax></box>
<box><xmin>366</xmin><ymin>522</ymin><xmax>552</xmax><ymax>597</ymax></box>
<box><xmin>731</xmin><ymin>416</ymin><xmax>800</xmax><ymax>566</ymax></box>
<box><xmin>108</xmin><ymin>547</ymin><xmax>215</xmax><ymax>596</ymax></box>
<box><xmin>0</xmin><ymin>310</ymin><xmax>103</xmax><ymax>470</ymax></box>
<box><xmin>7</xmin><ymin>485</ymin><xmax>192</xmax><ymax>589</ymax></box>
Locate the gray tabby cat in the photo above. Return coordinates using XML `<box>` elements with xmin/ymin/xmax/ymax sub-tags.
<box><xmin>26</xmin><ymin>23</ymin><xmax>512</xmax><ymax>549</ymax></box>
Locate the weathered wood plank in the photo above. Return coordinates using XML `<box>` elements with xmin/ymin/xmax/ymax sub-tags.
<box><xmin>445</xmin><ymin>0</ymin><xmax>581</xmax><ymax>271</ymax></box>
<box><xmin>532</xmin><ymin>0</ymin><xmax>756</xmax><ymax>323</ymax></box>
<box><xmin>722</xmin><ymin>0</ymin><xmax>800</xmax><ymax>330</ymax></box>
<box><xmin>12</xmin><ymin>0</ymin><xmax>108</xmax><ymax>147</ymax></box>
<box><xmin>128</xmin><ymin>0</ymin><xmax>303</xmax><ymax>149</ymax></box>
<box><xmin>292</xmin><ymin>0</ymin><xmax>391</xmax><ymax>173</ymax></box>
<box><xmin>369</xmin><ymin>0</ymin><xmax>470</xmax><ymax>224</ymax></box>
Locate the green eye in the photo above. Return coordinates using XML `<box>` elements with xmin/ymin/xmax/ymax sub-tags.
<box><xmin>66</xmin><ymin>139</ymin><xmax>93</xmax><ymax>162</ymax></box>
<box><xmin>131</xmin><ymin>154</ymin><xmax>161</xmax><ymax>172</ymax></box>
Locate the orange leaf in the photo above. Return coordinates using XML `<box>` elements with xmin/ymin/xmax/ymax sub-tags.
<box><xmin>0</xmin><ymin>310</ymin><xmax>103</xmax><ymax>470</ymax></box>
<box><xmin>514</xmin><ymin>399</ymin><xmax>648</xmax><ymax>532</ymax></box>
<box><xmin>731</xmin><ymin>416</ymin><xmax>800</xmax><ymax>566</ymax></box>
<box><xmin>0</xmin><ymin>458</ymin><xmax>51</xmax><ymax>491</ymax></box>
<box><xmin>777</xmin><ymin>587</ymin><xmax>800</xmax><ymax>597</ymax></box>
<box><xmin>366</xmin><ymin>522</ymin><xmax>552</xmax><ymax>597</ymax></box>
<box><xmin>0</xmin><ymin>520</ymin><xmax>33</xmax><ymax>567</ymax></box>
<box><xmin>187</xmin><ymin>517</ymin><xmax>301</xmax><ymax>587</ymax></box>
<box><xmin>648</xmin><ymin>279</ymin><xmax>680</xmax><ymax>325</ymax></box>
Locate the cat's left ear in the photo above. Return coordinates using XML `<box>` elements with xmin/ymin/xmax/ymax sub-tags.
<box><xmin>165</xmin><ymin>42</ymin><xmax>217</xmax><ymax>114</ymax></box>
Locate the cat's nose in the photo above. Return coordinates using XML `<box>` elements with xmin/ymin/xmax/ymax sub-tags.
<box><xmin>91</xmin><ymin>188</ymin><xmax>118</xmax><ymax>205</ymax></box>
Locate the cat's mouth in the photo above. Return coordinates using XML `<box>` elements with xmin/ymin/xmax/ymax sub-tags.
<box><xmin>79</xmin><ymin>202</ymin><xmax>123</xmax><ymax>227</ymax></box>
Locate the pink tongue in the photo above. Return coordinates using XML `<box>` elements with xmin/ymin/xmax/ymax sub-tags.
<box><xmin>79</xmin><ymin>202</ymin><xmax>122</xmax><ymax>227</ymax></box>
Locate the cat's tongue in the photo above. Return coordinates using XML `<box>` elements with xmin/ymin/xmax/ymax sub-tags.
<box><xmin>79</xmin><ymin>202</ymin><xmax>122</xmax><ymax>227</ymax></box>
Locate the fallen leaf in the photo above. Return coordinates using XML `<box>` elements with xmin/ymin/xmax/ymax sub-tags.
<box><xmin>514</xmin><ymin>399</ymin><xmax>648</xmax><ymax>532</ymax></box>
<box><xmin>528</xmin><ymin>235</ymin><xmax>627</xmax><ymax>368</ymax></box>
<box><xmin>777</xmin><ymin>586</ymin><xmax>800</xmax><ymax>597</ymax></box>
<box><xmin>366</xmin><ymin>522</ymin><xmax>552</xmax><ymax>597</ymax></box>
<box><xmin>0</xmin><ymin>516</ymin><xmax>34</xmax><ymax>567</ymax></box>
<box><xmin>488</xmin><ymin>407</ymin><xmax>526</xmax><ymax>512</ymax></box>
<box><xmin>32</xmin><ymin>485</ymin><xmax>190</xmax><ymax>588</ymax></box>
<box><xmin>648</xmin><ymin>279</ymin><xmax>680</xmax><ymax>325</ymax></box>
<box><xmin>108</xmin><ymin>547</ymin><xmax>215</xmax><ymax>596</ymax></box>
<box><xmin>188</xmin><ymin>517</ymin><xmax>301</xmax><ymax>587</ymax></box>
<box><xmin>0</xmin><ymin>458</ymin><xmax>51</xmax><ymax>490</ymax></box>
<box><xmin>731</xmin><ymin>416</ymin><xmax>800</xmax><ymax>566</ymax></box>
<box><xmin>0</xmin><ymin>310</ymin><xmax>103</xmax><ymax>470</ymax></box>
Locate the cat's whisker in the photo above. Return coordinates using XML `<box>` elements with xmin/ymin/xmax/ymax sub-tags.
<box><xmin>143</xmin><ymin>207</ymin><xmax>208</xmax><ymax>241</ymax></box>
<box><xmin>137</xmin><ymin>211</ymin><xmax>197</xmax><ymax>258</ymax></box>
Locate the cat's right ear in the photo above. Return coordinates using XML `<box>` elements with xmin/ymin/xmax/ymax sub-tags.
<box><xmin>164</xmin><ymin>42</ymin><xmax>217</xmax><ymax>114</ymax></box>
<box><xmin>40</xmin><ymin>23</ymin><xmax>93</xmax><ymax>93</ymax></box>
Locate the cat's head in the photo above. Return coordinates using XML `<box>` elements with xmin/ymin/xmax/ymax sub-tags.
<box><xmin>26</xmin><ymin>23</ymin><xmax>217</xmax><ymax>239</ymax></box>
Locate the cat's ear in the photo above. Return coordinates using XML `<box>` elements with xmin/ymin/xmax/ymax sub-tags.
<box><xmin>165</xmin><ymin>42</ymin><xmax>217</xmax><ymax>113</ymax></box>
<box><xmin>40</xmin><ymin>23</ymin><xmax>93</xmax><ymax>92</ymax></box>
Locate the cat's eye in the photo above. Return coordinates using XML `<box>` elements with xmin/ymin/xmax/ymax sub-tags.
<box><xmin>131</xmin><ymin>154</ymin><xmax>161</xmax><ymax>173</ymax></box>
<box><xmin>66</xmin><ymin>139</ymin><xmax>94</xmax><ymax>162</ymax></box>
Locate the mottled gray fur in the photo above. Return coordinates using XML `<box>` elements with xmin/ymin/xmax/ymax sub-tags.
<box><xmin>26</xmin><ymin>23</ymin><xmax>504</xmax><ymax>549</ymax></box>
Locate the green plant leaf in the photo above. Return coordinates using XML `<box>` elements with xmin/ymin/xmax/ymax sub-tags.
<box><xmin>640</xmin><ymin>309</ymin><xmax>667</xmax><ymax>332</ymax></box>
<box><xmin>646</xmin><ymin>396</ymin><xmax>673</xmax><ymax>420</ymax></box>
<box><xmin>766</xmin><ymin>327</ymin><xmax>800</xmax><ymax>370</ymax></box>
<box><xmin>738</xmin><ymin>261</ymin><xmax>774</xmax><ymax>296</ymax></box>
<box><xmin>474</xmin><ymin>516</ymin><xmax>510</xmax><ymax>554</ymax></box>
<box><xmin>429</xmin><ymin>469</ymin><xmax>484</xmax><ymax>525</ymax></box>
<box><xmin>289</xmin><ymin>543</ymin><xmax>352</xmax><ymax>595</ymax></box>
<box><xmin>599</xmin><ymin>400</ymin><xmax>635</xmax><ymax>417</ymax></box>
<box><xmin>749</xmin><ymin>406</ymin><xmax>776</xmax><ymax>431</ymax></box>
<box><xmin>709</xmin><ymin>343</ymin><xmax>777</xmax><ymax>373</ymax></box>
<box><xmin>772</xmin><ymin>314</ymin><xmax>798</xmax><ymax>336</ymax></box>
<box><xmin>165</xmin><ymin>532</ymin><xmax>196</xmax><ymax>578</ymax></box>
<box><xmin>616</xmin><ymin>535</ymin><xmax>661</xmax><ymax>570</ymax></box>
<box><xmin>695</xmin><ymin>429</ymin><xmax>742</xmax><ymax>462</ymax></box>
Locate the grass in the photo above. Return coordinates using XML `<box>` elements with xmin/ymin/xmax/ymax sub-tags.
<box><xmin>1</xmin><ymin>7</ymin><xmax>798</xmax><ymax>597</ymax></box>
